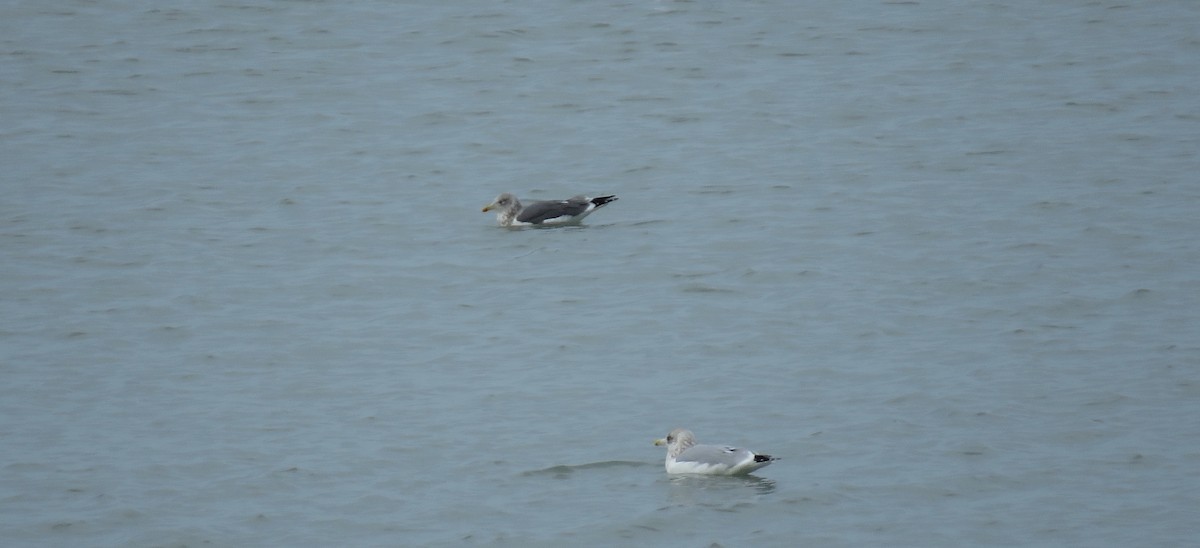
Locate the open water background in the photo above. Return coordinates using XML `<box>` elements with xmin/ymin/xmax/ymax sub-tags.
<box><xmin>3</xmin><ymin>1</ymin><xmax>1198</xmax><ymax>546</ymax></box>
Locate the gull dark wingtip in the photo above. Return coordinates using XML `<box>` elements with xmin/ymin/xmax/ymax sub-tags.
<box><xmin>591</xmin><ymin>195</ymin><xmax>618</xmax><ymax>208</ymax></box>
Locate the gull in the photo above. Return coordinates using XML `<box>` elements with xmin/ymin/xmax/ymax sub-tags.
<box><xmin>482</xmin><ymin>192</ymin><xmax>617</xmax><ymax>227</ymax></box>
<box><xmin>654</xmin><ymin>428</ymin><xmax>779</xmax><ymax>476</ymax></box>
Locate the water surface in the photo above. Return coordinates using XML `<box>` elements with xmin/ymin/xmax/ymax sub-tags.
<box><xmin>2</xmin><ymin>1</ymin><xmax>1198</xmax><ymax>546</ymax></box>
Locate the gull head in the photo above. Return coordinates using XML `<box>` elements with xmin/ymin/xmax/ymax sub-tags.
<box><xmin>481</xmin><ymin>193</ymin><xmax>518</xmax><ymax>213</ymax></box>
<box><xmin>653</xmin><ymin>428</ymin><xmax>697</xmax><ymax>458</ymax></box>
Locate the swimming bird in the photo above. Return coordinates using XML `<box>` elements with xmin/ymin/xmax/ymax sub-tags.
<box><xmin>653</xmin><ymin>428</ymin><xmax>779</xmax><ymax>476</ymax></box>
<box><xmin>482</xmin><ymin>192</ymin><xmax>617</xmax><ymax>227</ymax></box>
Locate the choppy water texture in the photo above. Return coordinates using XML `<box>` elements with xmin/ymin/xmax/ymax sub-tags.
<box><xmin>3</xmin><ymin>1</ymin><xmax>1199</xmax><ymax>546</ymax></box>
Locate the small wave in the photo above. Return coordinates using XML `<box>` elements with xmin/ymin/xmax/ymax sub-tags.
<box><xmin>521</xmin><ymin>460</ymin><xmax>652</xmax><ymax>477</ymax></box>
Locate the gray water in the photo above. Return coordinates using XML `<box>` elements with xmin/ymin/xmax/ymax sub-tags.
<box><xmin>3</xmin><ymin>1</ymin><xmax>1198</xmax><ymax>546</ymax></box>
